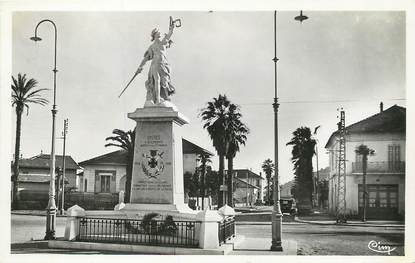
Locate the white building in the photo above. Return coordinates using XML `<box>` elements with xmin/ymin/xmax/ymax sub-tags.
<box><xmin>79</xmin><ymin>138</ymin><xmax>213</xmax><ymax>194</ymax></box>
<box><xmin>325</xmin><ymin>104</ymin><xmax>405</xmax><ymax>219</ymax></box>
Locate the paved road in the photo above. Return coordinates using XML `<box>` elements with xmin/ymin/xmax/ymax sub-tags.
<box><xmin>237</xmin><ymin>224</ymin><xmax>404</xmax><ymax>255</ymax></box>
<box><xmin>11</xmin><ymin>214</ymin><xmax>404</xmax><ymax>255</ymax></box>
<box><xmin>11</xmin><ymin>214</ymin><xmax>67</xmax><ymax>243</ymax></box>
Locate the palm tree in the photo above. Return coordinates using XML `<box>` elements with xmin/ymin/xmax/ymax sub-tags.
<box><xmin>225</xmin><ymin>105</ymin><xmax>249</xmax><ymax>207</ymax></box>
<box><xmin>105</xmin><ymin>129</ymin><xmax>135</xmax><ymax>202</ymax></box>
<box><xmin>198</xmin><ymin>153</ymin><xmax>212</xmax><ymax>210</ymax></box>
<box><xmin>200</xmin><ymin>94</ymin><xmax>235</xmax><ymax>207</ymax></box>
<box><xmin>286</xmin><ymin>127</ymin><xmax>316</xmax><ymax>212</ymax></box>
<box><xmin>355</xmin><ymin>144</ymin><xmax>375</xmax><ymax>222</ymax></box>
<box><xmin>11</xmin><ymin>73</ymin><xmax>48</xmax><ymax>210</ymax></box>
<box><xmin>261</xmin><ymin>159</ymin><xmax>274</xmax><ymax>205</ymax></box>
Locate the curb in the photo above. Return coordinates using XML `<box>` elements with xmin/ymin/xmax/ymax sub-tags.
<box><xmin>11</xmin><ymin>241</ymin><xmax>49</xmax><ymax>249</ymax></box>
<box><xmin>294</xmin><ymin>218</ymin><xmax>405</xmax><ymax>228</ymax></box>
<box><xmin>236</xmin><ymin>221</ymin><xmax>304</xmax><ymax>225</ymax></box>
<box><xmin>11</xmin><ymin>212</ymin><xmax>67</xmax><ymax>217</ymax></box>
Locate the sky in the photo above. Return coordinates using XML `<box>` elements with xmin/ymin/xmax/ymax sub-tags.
<box><xmin>10</xmin><ymin>11</ymin><xmax>405</xmax><ymax>184</ymax></box>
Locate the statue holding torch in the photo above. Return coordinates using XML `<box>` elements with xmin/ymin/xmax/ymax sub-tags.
<box><xmin>119</xmin><ymin>16</ymin><xmax>182</xmax><ymax>108</ymax></box>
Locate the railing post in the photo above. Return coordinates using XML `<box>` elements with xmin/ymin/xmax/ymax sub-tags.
<box><xmin>64</xmin><ymin>205</ymin><xmax>85</xmax><ymax>241</ymax></box>
<box><xmin>196</xmin><ymin>210</ymin><xmax>223</xmax><ymax>249</ymax></box>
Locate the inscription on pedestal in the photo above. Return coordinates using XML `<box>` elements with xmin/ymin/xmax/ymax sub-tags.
<box><xmin>130</xmin><ymin>123</ymin><xmax>174</xmax><ymax>204</ymax></box>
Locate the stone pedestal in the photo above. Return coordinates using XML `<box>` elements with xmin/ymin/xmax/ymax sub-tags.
<box><xmin>196</xmin><ymin>210</ymin><xmax>223</xmax><ymax>249</ymax></box>
<box><xmin>64</xmin><ymin>205</ymin><xmax>85</xmax><ymax>241</ymax></box>
<box><xmin>123</xmin><ymin>106</ymin><xmax>194</xmax><ymax>215</ymax></box>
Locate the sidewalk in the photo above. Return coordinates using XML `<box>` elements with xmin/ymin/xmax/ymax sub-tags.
<box><xmin>11</xmin><ymin>237</ymin><xmax>297</xmax><ymax>255</ymax></box>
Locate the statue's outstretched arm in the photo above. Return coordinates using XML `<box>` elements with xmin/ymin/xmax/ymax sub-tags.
<box><xmin>162</xmin><ymin>23</ymin><xmax>174</xmax><ymax>44</ymax></box>
<box><xmin>136</xmin><ymin>56</ymin><xmax>149</xmax><ymax>74</ymax></box>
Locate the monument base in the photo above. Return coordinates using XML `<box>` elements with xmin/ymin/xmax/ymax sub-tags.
<box><xmin>118</xmin><ymin>203</ymin><xmax>197</xmax><ymax>220</ymax></box>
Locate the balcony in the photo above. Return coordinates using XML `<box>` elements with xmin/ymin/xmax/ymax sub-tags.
<box><xmin>352</xmin><ymin>161</ymin><xmax>405</xmax><ymax>174</ymax></box>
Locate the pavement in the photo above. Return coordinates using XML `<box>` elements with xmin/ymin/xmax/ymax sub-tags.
<box><xmin>11</xmin><ymin>213</ymin><xmax>405</xmax><ymax>255</ymax></box>
<box><xmin>12</xmin><ymin>209</ymin><xmax>405</xmax><ymax>228</ymax></box>
<box><xmin>294</xmin><ymin>217</ymin><xmax>405</xmax><ymax>227</ymax></box>
<box><xmin>230</xmin><ymin>237</ymin><xmax>297</xmax><ymax>255</ymax></box>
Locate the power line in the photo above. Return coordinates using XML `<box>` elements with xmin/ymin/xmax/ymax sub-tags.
<box><xmin>240</xmin><ymin>98</ymin><xmax>406</xmax><ymax>105</ymax></box>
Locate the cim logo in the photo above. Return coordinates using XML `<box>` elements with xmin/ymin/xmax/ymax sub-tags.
<box><xmin>368</xmin><ymin>240</ymin><xmax>396</xmax><ymax>255</ymax></box>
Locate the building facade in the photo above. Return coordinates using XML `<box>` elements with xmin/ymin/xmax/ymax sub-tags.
<box><xmin>280</xmin><ymin>180</ymin><xmax>294</xmax><ymax>199</ymax></box>
<box><xmin>228</xmin><ymin>169</ymin><xmax>264</xmax><ymax>206</ymax></box>
<box><xmin>12</xmin><ymin>154</ymin><xmax>81</xmax><ymax>192</ymax></box>
<box><xmin>11</xmin><ymin>154</ymin><xmax>81</xmax><ymax>209</ymax></box>
<box><xmin>325</xmin><ymin>105</ymin><xmax>405</xmax><ymax>219</ymax></box>
<box><xmin>79</xmin><ymin>138</ymin><xmax>213</xmax><ymax>194</ymax></box>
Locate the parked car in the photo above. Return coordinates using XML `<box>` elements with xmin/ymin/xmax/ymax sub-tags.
<box><xmin>280</xmin><ymin>198</ymin><xmax>298</xmax><ymax>215</ymax></box>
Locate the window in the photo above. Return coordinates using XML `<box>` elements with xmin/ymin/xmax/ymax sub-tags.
<box><xmin>388</xmin><ymin>145</ymin><xmax>401</xmax><ymax>172</ymax></box>
<box><xmin>84</xmin><ymin>179</ymin><xmax>87</xmax><ymax>192</ymax></box>
<box><xmin>355</xmin><ymin>152</ymin><xmax>362</xmax><ymax>163</ymax></box>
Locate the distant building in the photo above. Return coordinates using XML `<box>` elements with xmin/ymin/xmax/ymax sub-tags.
<box><xmin>11</xmin><ymin>154</ymin><xmax>81</xmax><ymax>209</ymax></box>
<box><xmin>226</xmin><ymin>169</ymin><xmax>264</xmax><ymax>206</ymax></box>
<box><xmin>313</xmin><ymin>167</ymin><xmax>330</xmax><ymax>208</ymax></box>
<box><xmin>313</xmin><ymin>167</ymin><xmax>330</xmax><ymax>182</ymax></box>
<box><xmin>280</xmin><ymin>180</ymin><xmax>295</xmax><ymax>199</ymax></box>
<box><xmin>325</xmin><ymin>104</ymin><xmax>405</xmax><ymax>219</ymax></box>
<box><xmin>12</xmin><ymin>154</ymin><xmax>81</xmax><ymax>193</ymax></box>
<box><xmin>79</xmin><ymin>138</ymin><xmax>213</xmax><ymax>194</ymax></box>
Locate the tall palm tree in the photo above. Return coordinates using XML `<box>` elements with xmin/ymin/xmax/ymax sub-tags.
<box><xmin>355</xmin><ymin>144</ymin><xmax>375</xmax><ymax>222</ymax></box>
<box><xmin>105</xmin><ymin>129</ymin><xmax>135</xmax><ymax>202</ymax></box>
<box><xmin>286</xmin><ymin>127</ymin><xmax>316</xmax><ymax>211</ymax></box>
<box><xmin>200</xmin><ymin>94</ymin><xmax>235</xmax><ymax>207</ymax></box>
<box><xmin>11</xmin><ymin>73</ymin><xmax>48</xmax><ymax>210</ymax></box>
<box><xmin>226</xmin><ymin>115</ymin><xmax>249</xmax><ymax>207</ymax></box>
<box><xmin>261</xmin><ymin>159</ymin><xmax>274</xmax><ymax>205</ymax></box>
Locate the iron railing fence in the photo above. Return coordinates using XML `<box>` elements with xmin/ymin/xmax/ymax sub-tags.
<box><xmin>352</xmin><ymin>161</ymin><xmax>405</xmax><ymax>173</ymax></box>
<box><xmin>218</xmin><ymin>217</ymin><xmax>235</xmax><ymax>245</ymax></box>
<box><xmin>76</xmin><ymin>217</ymin><xmax>200</xmax><ymax>248</ymax></box>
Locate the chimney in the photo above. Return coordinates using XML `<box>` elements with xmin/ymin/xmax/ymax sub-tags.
<box><xmin>380</xmin><ymin>102</ymin><xmax>384</xmax><ymax>113</ymax></box>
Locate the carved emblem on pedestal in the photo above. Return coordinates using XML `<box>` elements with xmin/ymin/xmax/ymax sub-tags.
<box><xmin>141</xmin><ymin>150</ymin><xmax>165</xmax><ymax>178</ymax></box>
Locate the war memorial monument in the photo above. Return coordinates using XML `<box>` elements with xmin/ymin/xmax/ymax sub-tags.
<box><xmin>50</xmin><ymin>17</ymin><xmax>237</xmax><ymax>255</ymax></box>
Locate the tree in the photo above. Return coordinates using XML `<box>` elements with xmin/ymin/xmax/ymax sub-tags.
<box><xmin>197</xmin><ymin>153</ymin><xmax>212</xmax><ymax>210</ymax></box>
<box><xmin>286</xmin><ymin>127</ymin><xmax>316</xmax><ymax>212</ymax></box>
<box><xmin>105</xmin><ymin>129</ymin><xmax>135</xmax><ymax>202</ymax></box>
<box><xmin>205</xmin><ymin>169</ymin><xmax>221</xmax><ymax>206</ymax></box>
<box><xmin>11</xmin><ymin>73</ymin><xmax>48</xmax><ymax>210</ymax></box>
<box><xmin>261</xmin><ymin>159</ymin><xmax>274</xmax><ymax>205</ymax></box>
<box><xmin>200</xmin><ymin>94</ymin><xmax>238</xmax><ymax>207</ymax></box>
<box><xmin>225</xmin><ymin>106</ymin><xmax>249</xmax><ymax>207</ymax></box>
<box><xmin>355</xmin><ymin>144</ymin><xmax>375</xmax><ymax>222</ymax></box>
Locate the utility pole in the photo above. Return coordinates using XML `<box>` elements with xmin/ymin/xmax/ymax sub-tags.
<box><xmin>315</xmin><ymin>145</ymin><xmax>320</xmax><ymax>208</ymax></box>
<box><xmin>60</xmin><ymin>118</ymin><xmax>68</xmax><ymax>215</ymax></box>
<box><xmin>336</xmin><ymin>109</ymin><xmax>347</xmax><ymax>223</ymax></box>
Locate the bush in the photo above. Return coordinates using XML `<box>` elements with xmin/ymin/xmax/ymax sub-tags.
<box><xmin>140</xmin><ymin>212</ymin><xmax>160</xmax><ymax>234</ymax></box>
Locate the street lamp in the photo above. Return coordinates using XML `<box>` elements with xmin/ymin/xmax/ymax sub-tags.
<box><xmin>30</xmin><ymin>19</ymin><xmax>58</xmax><ymax>240</ymax></box>
<box><xmin>271</xmin><ymin>10</ymin><xmax>308</xmax><ymax>252</ymax></box>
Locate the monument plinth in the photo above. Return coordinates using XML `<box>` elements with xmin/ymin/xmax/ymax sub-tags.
<box><xmin>121</xmin><ymin>106</ymin><xmax>194</xmax><ymax>215</ymax></box>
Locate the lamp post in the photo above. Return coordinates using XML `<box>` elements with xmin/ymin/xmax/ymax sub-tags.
<box><xmin>30</xmin><ymin>19</ymin><xmax>58</xmax><ymax>240</ymax></box>
<box><xmin>271</xmin><ymin>10</ymin><xmax>308</xmax><ymax>252</ymax></box>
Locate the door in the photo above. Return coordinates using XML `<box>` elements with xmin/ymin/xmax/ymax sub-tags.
<box><xmin>358</xmin><ymin>184</ymin><xmax>398</xmax><ymax>219</ymax></box>
<box><xmin>100</xmin><ymin>175</ymin><xmax>111</xmax><ymax>193</ymax></box>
